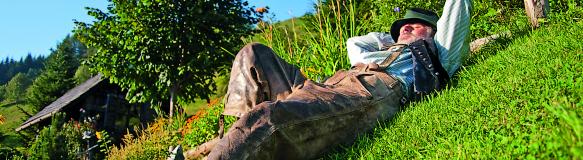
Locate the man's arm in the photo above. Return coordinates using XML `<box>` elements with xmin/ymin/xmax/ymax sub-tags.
<box><xmin>434</xmin><ymin>0</ymin><xmax>473</xmax><ymax>77</ymax></box>
<box><xmin>346</xmin><ymin>32</ymin><xmax>395</xmax><ymax>66</ymax></box>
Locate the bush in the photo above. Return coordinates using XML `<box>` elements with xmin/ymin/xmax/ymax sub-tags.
<box><xmin>182</xmin><ymin>103</ymin><xmax>236</xmax><ymax>148</ymax></box>
<box><xmin>107</xmin><ymin>118</ymin><xmax>181</xmax><ymax>159</ymax></box>
<box><xmin>25</xmin><ymin>113</ymin><xmax>100</xmax><ymax>159</ymax></box>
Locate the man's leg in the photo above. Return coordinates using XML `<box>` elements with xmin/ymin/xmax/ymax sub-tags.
<box><xmin>223</xmin><ymin>43</ymin><xmax>307</xmax><ymax>117</ymax></box>
<box><xmin>184</xmin><ymin>43</ymin><xmax>308</xmax><ymax>159</ymax></box>
<box><xmin>209</xmin><ymin>69</ymin><xmax>404</xmax><ymax>160</ymax></box>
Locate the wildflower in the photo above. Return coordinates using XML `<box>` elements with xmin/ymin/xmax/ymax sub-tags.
<box><xmin>96</xmin><ymin>131</ymin><xmax>102</xmax><ymax>140</ymax></box>
<box><xmin>394</xmin><ymin>7</ymin><xmax>401</xmax><ymax>12</ymax></box>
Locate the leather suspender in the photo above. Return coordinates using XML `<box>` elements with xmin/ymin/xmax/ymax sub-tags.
<box><xmin>378</xmin><ymin>44</ymin><xmax>408</xmax><ymax>70</ymax></box>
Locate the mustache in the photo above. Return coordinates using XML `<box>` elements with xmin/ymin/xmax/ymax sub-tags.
<box><xmin>397</xmin><ymin>33</ymin><xmax>433</xmax><ymax>44</ymax></box>
<box><xmin>400</xmin><ymin>32</ymin><xmax>418</xmax><ymax>37</ymax></box>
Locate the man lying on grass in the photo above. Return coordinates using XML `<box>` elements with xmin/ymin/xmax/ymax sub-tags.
<box><xmin>189</xmin><ymin>0</ymin><xmax>472</xmax><ymax>159</ymax></box>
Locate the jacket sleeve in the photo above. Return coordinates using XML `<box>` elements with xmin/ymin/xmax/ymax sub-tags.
<box><xmin>346</xmin><ymin>32</ymin><xmax>395</xmax><ymax>66</ymax></box>
<box><xmin>434</xmin><ymin>0</ymin><xmax>473</xmax><ymax>77</ymax></box>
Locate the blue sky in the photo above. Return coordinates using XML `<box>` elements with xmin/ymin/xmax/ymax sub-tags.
<box><xmin>0</xmin><ymin>0</ymin><xmax>314</xmax><ymax>61</ymax></box>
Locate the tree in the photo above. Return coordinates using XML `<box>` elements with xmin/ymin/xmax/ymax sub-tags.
<box><xmin>0</xmin><ymin>53</ymin><xmax>46</xmax><ymax>85</ymax></box>
<box><xmin>26</xmin><ymin>36</ymin><xmax>80</xmax><ymax>111</ymax></box>
<box><xmin>23</xmin><ymin>54</ymin><xmax>34</xmax><ymax>69</ymax></box>
<box><xmin>73</xmin><ymin>65</ymin><xmax>92</xmax><ymax>85</ymax></box>
<box><xmin>4</xmin><ymin>73</ymin><xmax>31</xmax><ymax>102</ymax></box>
<box><xmin>75</xmin><ymin>0</ymin><xmax>263</xmax><ymax>116</ymax></box>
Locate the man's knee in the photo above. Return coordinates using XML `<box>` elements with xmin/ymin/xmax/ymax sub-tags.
<box><xmin>236</xmin><ymin>42</ymin><xmax>274</xmax><ymax>60</ymax></box>
<box><xmin>209</xmin><ymin>102</ymin><xmax>275</xmax><ymax>159</ymax></box>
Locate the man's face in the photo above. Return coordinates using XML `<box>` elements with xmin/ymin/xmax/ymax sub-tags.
<box><xmin>397</xmin><ymin>22</ymin><xmax>433</xmax><ymax>44</ymax></box>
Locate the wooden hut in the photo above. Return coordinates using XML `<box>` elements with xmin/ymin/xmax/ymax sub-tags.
<box><xmin>15</xmin><ymin>74</ymin><xmax>156</xmax><ymax>138</ymax></box>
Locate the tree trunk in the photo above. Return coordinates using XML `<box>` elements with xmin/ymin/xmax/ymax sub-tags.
<box><xmin>524</xmin><ymin>0</ymin><xmax>549</xmax><ymax>28</ymax></box>
<box><xmin>170</xmin><ymin>89</ymin><xmax>175</xmax><ymax>118</ymax></box>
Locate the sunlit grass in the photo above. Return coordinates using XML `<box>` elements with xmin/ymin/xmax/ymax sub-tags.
<box><xmin>0</xmin><ymin>102</ymin><xmax>33</xmax><ymax>148</ymax></box>
<box><xmin>251</xmin><ymin>0</ymin><xmax>370</xmax><ymax>81</ymax></box>
<box><xmin>326</xmin><ymin>20</ymin><xmax>583</xmax><ymax>159</ymax></box>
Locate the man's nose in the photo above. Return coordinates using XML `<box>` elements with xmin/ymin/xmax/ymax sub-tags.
<box><xmin>402</xmin><ymin>25</ymin><xmax>413</xmax><ymax>33</ymax></box>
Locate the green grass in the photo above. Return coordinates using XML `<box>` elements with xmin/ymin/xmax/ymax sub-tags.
<box><xmin>183</xmin><ymin>98</ymin><xmax>210</xmax><ymax>115</ymax></box>
<box><xmin>249</xmin><ymin>0</ymin><xmax>372</xmax><ymax>81</ymax></box>
<box><xmin>326</xmin><ymin>21</ymin><xmax>583</xmax><ymax>159</ymax></box>
<box><xmin>0</xmin><ymin>103</ymin><xmax>33</xmax><ymax>148</ymax></box>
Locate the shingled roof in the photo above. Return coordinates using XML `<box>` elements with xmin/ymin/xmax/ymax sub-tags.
<box><xmin>16</xmin><ymin>74</ymin><xmax>105</xmax><ymax>131</ymax></box>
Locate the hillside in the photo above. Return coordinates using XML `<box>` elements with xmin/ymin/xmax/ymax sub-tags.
<box><xmin>328</xmin><ymin>20</ymin><xmax>583</xmax><ymax>159</ymax></box>
<box><xmin>0</xmin><ymin>103</ymin><xmax>33</xmax><ymax>149</ymax></box>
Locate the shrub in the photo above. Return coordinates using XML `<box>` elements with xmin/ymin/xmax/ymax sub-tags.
<box><xmin>182</xmin><ymin>103</ymin><xmax>236</xmax><ymax>148</ymax></box>
<box><xmin>107</xmin><ymin>118</ymin><xmax>181</xmax><ymax>159</ymax></box>
<box><xmin>105</xmin><ymin>99</ymin><xmax>236</xmax><ymax>159</ymax></box>
<box><xmin>25</xmin><ymin>113</ymin><xmax>98</xmax><ymax>159</ymax></box>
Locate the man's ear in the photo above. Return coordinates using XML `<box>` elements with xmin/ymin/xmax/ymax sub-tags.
<box><xmin>429</xmin><ymin>26</ymin><xmax>437</xmax><ymax>37</ymax></box>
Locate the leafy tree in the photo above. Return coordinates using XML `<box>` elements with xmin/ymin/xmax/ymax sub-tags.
<box><xmin>4</xmin><ymin>73</ymin><xmax>31</xmax><ymax>102</ymax></box>
<box><xmin>75</xmin><ymin>0</ymin><xmax>263</xmax><ymax>116</ymax></box>
<box><xmin>74</xmin><ymin>65</ymin><xmax>93</xmax><ymax>85</ymax></box>
<box><xmin>26</xmin><ymin>36</ymin><xmax>80</xmax><ymax>111</ymax></box>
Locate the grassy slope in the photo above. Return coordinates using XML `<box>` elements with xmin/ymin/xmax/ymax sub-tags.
<box><xmin>329</xmin><ymin>22</ymin><xmax>583</xmax><ymax>159</ymax></box>
<box><xmin>0</xmin><ymin>103</ymin><xmax>33</xmax><ymax>148</ymax></box>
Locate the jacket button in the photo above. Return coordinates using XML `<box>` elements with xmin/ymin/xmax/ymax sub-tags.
<box><xmin>400</xmin><ymin>97</ymin><xmax>407</xmax><ymax>104</ymax></box>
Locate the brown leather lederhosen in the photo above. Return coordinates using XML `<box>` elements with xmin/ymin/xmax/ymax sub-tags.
<box><xmin>209</xmin><ymin>43</ymin><xmax>404</xmax><ymax>160</ymax></box>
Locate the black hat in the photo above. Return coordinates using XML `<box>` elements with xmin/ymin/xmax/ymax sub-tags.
<box><xmin>390</xmin><ymin>8</ymin><xmax>439</xmax><ymax>42</ymax></box>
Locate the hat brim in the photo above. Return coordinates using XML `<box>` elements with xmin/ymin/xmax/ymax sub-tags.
<box><xmin>390</xmin><ymin>18</ymin><xmax>436</xmax><ymax>42</ymax></box>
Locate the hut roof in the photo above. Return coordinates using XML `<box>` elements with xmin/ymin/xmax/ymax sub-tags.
<box><xmin>16</xmin><ymin>74</ymin><xmax>105</xmax><ymax>131</ymax></box>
